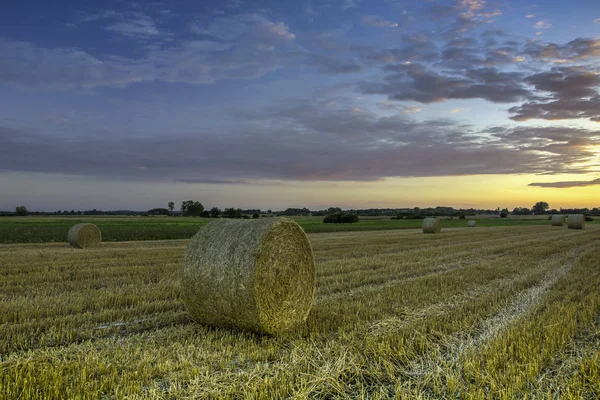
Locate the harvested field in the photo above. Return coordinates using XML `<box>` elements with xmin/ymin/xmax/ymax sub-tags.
<box><xmin>0</xmin><ymin>226</ymin><xmax>598</xmax><ymax>399</ymax></box>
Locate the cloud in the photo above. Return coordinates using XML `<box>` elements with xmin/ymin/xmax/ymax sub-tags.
<box><xmin>0</xmin><ymin>39</ymin><xmax>155</xmax><ymax>89</ymax></box>
<box><xmin>0</xmin><ymin>12</ymin><xmax>308</xmax><ymax>89</ymax></box>
<box><xmin>523</xmin><ymin>37</ymin><xmax>600</xmax><ymax>64</ymax></box>
<box><xmin>595</xmin><ymin>18</ymin><xmax>600</xmax><ymax>24</ymax></box>
<box><xmin>2</xmin><ymin>98</ymin><xmax>599</xmax><ymax>183</ymax></box>
<box><xmin>341</xmin><ymin>0</ymin><xmax>361</xmax><ymax>10</ymax></box>
<box><xmin>360</xmin><ymin>63</ymin><xmax>529</xmax><ymax>103</ymax></box>
<box><xmin>362</xmin><ymin>15</ymin><xmax>398</xmax><ymax>28</ymax></box>
<box><xmin>534</xmin><ymin>20</ymin><xmax>552</xmax><ymax>29</ymax></box>
<box><xmin>525</xmin><ymin>14</ymin><xmax>535</xmax><ymax>19</ymax></box>
<box><xmin>173</xmin><ymin>178</ymin><xmax>248</xmax><ymax>184</ymax></box>
<box><xmin>105</xmin><ymin>12</ymin><xmax>161</xmax><ymax>37</ymax></box>
<box><xmin>427</xmin><ymin>0</ymin><xmax>502</xmax><ymax>34</ymax></box>
<box><xmin>528</xmin><ymin>178</ymin><xmax>600</xmax><ymax>188</ymax></box>
<box><xmin>403</xmin><ymin>105</ymin><xmax>423</xmax><ymax>114</ymax></box>
<box><xmin>194</xmin><ymin>13</ymin><xmax>295</xmax><ymax>43</ymax></box>
<box><xmin>308</xmin><ymin>54</ymin><xmax>362</xmax><ymax>74</ymax></box>
<box><xmin>509</xmin><ymin>66</ymin><xmax>600</xmax><ymax>122</ymax></box>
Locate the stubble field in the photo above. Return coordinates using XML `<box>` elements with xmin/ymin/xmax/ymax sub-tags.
<box><xmin>0</xmin><ymin>225</ymin><xmax>598</xmax><ymax>399</ymax></box>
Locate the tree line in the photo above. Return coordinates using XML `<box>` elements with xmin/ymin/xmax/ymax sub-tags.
<box><xmin>4</xmin><ymin>201</ymin><xmax>600</xmax><ymax>218</ymax></box>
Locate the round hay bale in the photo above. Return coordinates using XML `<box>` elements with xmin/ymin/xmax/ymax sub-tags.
<box><xmin>181</xmin><ymin>217</ymin><xmax>316</xmax><ymax>335</ymax></box>
<box><xmin>422</xmin><ymin>217</ymin><xmax>441</xmax><ymax>234</ymax></box>
<box><xmin>567</xmin><ymin>214</ymin><xmax>585</xmax><ymax>230</ymax></box>
<box><xmin>68</xmin><ymin>223</ymin><xmax>101</xmax><ymax>248</ymax></box>
<box><xmin>467</xmin><ymin>220</ymin><xmax>476</xmax><ymax>227</ymax></box>
<box><xmin>551</xmin><ymin>215</ymin><xmax>566</xmax><ymax>227</ymax></box>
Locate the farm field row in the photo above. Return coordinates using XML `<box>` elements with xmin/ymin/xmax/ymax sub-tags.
<box><xmin>0</xmin><ymin>215</ymin><xmax>587</xmax><ymax>243</ymax></box>
<box><xmin>0</xmin><ymin>225</ymin><xmax>598</xmax><ymax>398</ymax></box>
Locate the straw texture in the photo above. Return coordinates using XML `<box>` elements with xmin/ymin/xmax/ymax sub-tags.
<box><xmin>67</xmin><ymin>224</ymin><xmax>101</xmax><ymax>248</ymax></box>
<box><xmin>422</xmin><ymin>217</ymin><xmax>441</xmax><ymax>234</ymax></box>
<box><xmin>181</xmin><ymin>217</ymin><xmax>316</xmax><ymax>335</ymax></box>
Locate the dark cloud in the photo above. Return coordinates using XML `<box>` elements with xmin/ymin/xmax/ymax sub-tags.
<box><xmin>440</xmin><ymin>37</ymin><xmax>483</xmax><ymax>68</ymax></box>
<box><xmin>360</xmin><ymin>63</ymin><xmax>529</xmax><ymax>103</ymax></box>
<box><xmin>509</xmin><ymin>66</ymin><xmax>600</xmax><ymax>122</ymax></box>
<box><xmin>2</xmin><ymin>98</ymin><xmax>599</xmax><ymax>182</ymax></box>
<box><xmin>528</xmin><ymin>178</ymin><xmax>600</xmax><ymax>188</ymax></box>
<box><xmin>524</xmin><ymin>38</ymin><xmax>600</xmax><ymax>62</ymax></box>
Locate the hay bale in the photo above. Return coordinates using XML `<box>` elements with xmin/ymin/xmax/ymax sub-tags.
<box><xmin>567</xmin><ymin>214</ymin><xmax>585</xmax><ymax>230</ymax></box>
<box><xmin>467</xmin><ymin>220</ymin><xmax>476</xmax><ymax>227</ymax></box>
<box><xmin>181</xmin><ymin>217</ymin><xmax>316</xmax><ymax>335</ymax></box>
<box><xmin>422</xmin><ymin>217</ymin><xmax>441</xmax><ymax>234</ymax></box>
<box><xmin>68</xmin><ymin>223</ymin><xmax>101</xmax><ymax>248</ymax></box>
<box><xmin>551</xmin><ymin>215</ymin><xmax>566</xmax><ymax>227</ymax></box>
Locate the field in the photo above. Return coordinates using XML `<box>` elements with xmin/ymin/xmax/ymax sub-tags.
<box><xmin>0</xmin><ymin>215</ymin><xmax>583</xmax><ymax>243</ymax></box>
<box><xmin>1</xmin><ymin>225</ymin><xmax>598</xmax><ymax>399</ymax></box>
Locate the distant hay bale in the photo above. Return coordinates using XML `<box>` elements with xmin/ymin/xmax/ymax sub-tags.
<box><xmin>181</xmin><ymin>217</ymin><xmax>316</xmax><ymax>335</ymax></box>
<box><xmin>68</xmin><ymin>223</ymin><xmax>101</xmax><ymax>248</ymax></box>
<box><xmin>422</xmin><ymin>217</ymin><xmax>441</xmax><ymax>234</ymax></box>
<box><xmin>567</xmin><ymin>214</ymin><xmax>585</xmax><ymax>230</ymax></box>
<box><xmin>467</xmin><ymin>220</ymin><xmax>476</xmax><ymax>227</ymax></box>
<box><xmin>551</xmin><ymin>215</ymin><xmax>566</xmax><ymax>227</ymax></box>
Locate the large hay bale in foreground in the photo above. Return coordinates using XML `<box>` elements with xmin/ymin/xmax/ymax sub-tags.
<box><xmin>181</xmin><ymin>217</ymin><xmax>316</xmax><ymax>335</ymax></box>
<box><xmin>68</xmin><ymin>223</ymin><xmax>101</xmax><ymax>248</ymax></box>
<box><xmin>422</xmin><ymin>217</ymin><xmax>441</xmax><ymax>234</ymax></box>
<box><xmin>567</xmin><ymin>214</ymin><xmax>585</xmax><ymax>230</ymax></box>
<box><xmin>551</xmin><ymin>215</ymin><xmax>566</xmax><ymax>227</ymax></box>
<box><xmin>467</xmin><ymin>220</ymin><xmax>476</xmax><ymax>227</ymax></box>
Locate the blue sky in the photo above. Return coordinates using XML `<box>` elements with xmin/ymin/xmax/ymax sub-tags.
<box><xmin>1</xmin><ymin>0</ymin><xmax>599</xmax><ymax>211</ymax></box>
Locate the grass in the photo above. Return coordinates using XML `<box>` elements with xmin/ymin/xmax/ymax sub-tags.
<box><xmin>0</xmin><ymin>215</ymin><xmax>590</xmax><ymax>243</ymax></box>
<box><xmin>0</xmin><ymin>225</ymin><xmax>598</xmax><ymax>398</ymax></box>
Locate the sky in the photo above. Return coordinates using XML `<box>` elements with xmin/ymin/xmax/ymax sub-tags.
<box><xmin>0</xmin><ymin>0</ymin><xmax>599</xmax><ymax>211</ymax></box>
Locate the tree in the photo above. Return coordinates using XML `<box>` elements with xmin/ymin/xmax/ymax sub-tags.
<box><xmin>180</xmin><ymin>200</ymin><xmax>204</xmax><ymax>216</ymax></box>
<box><xmin>15</xmin><ymin>206</ymin><xmax>28</xmax><ymax>216</ymax></box>
<box><xmin>532</xmin><ymin>201</ymin><xmax>549</xmax><ymax>214</ymax></box>
<box><xmin>323</xmin><ymin>212</ymin><xmax>359</xmax><ymax>224</ymax></box>
<box><xmin>252</xmin><ymin>213</ymin><xmax>260</xmax><ymax>219</ymax></box>
<box><xmin>223</xmin><ymin>208</ymin><xmax>243</xmax><ymax>218</ymax></box>
<box><xmin>167</xmin><ymin>202</ymin><xmax>175</xmax><ymax>215</ymax></box>
<box><xmin>209</xmin><ymin>207</ymin><xmax>221</xmax><ymax>218</ymax></box>
<box><xmin>512</xmin><ymin>207</ymin><xmax>531</xmax><ymax>215</ymax></box>
<box><xmin>148</xmin><ymin>208</ymin><xmax>170</xmax><ymax>216</ymax></box>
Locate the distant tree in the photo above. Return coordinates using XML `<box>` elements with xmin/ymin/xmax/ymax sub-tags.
<box><xmin>252</xmin><ymin>213</ymin><xmax>260</xmax><ymax>219</ymax></box>
<box><xmin>167</xmin><ymin>202</ymin><xmax>175</xmax><ymax>214</ymax></box>
<box><xmin>148</xmin><ymin>208</ymin><xmax>170</xmax><ymax>216</ymax></box>
<box><xmin>500</xmin><ymin>208</ymin><xmax>509</xmax><ymax>218</ymax></box>
<box><xmin>532</xmin><ymin>201</ymin><xmax>549</xmax><ymax>214</ymax></box>
<box><xmin>323</xmin><ymin>212</ymin><xmax>359</xmax><ymax>224</ymax></box>
<box><xmin>15</xmin><ymin>206</ymin><xmax>28</xmax><ymax>216</ymax></box>
<box><xmin>459</xmin><ymin>214</ymin><xmax>466</xmax><ymax>220</ymax></box>
<box><xmin>512</xmin><ymin>207</ymin><xmax>531</xmax><ymax>215</ymax></box>
<box><xmin>223</xmin><ymin>208</ymin><xmax>243</xmax><ymax>218</ymax></box>
<box><xmin>181</xmin><ymin>200</ymin><xmax>204</xmax><ymax>216</ymax></box>
<box><xmin>200</xmin><ymin>210</ymin><xmax>210</xmax><ymax>218</ymax></box>
<box><xmin>209</xmin><ymin>207</ymin><xmax>221</xmax><ymax>218</ymax></box>
<box><xmin>327</xmin><ymin>207</ymin><xmax>342</xmax><ymax>214</ymax></box>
